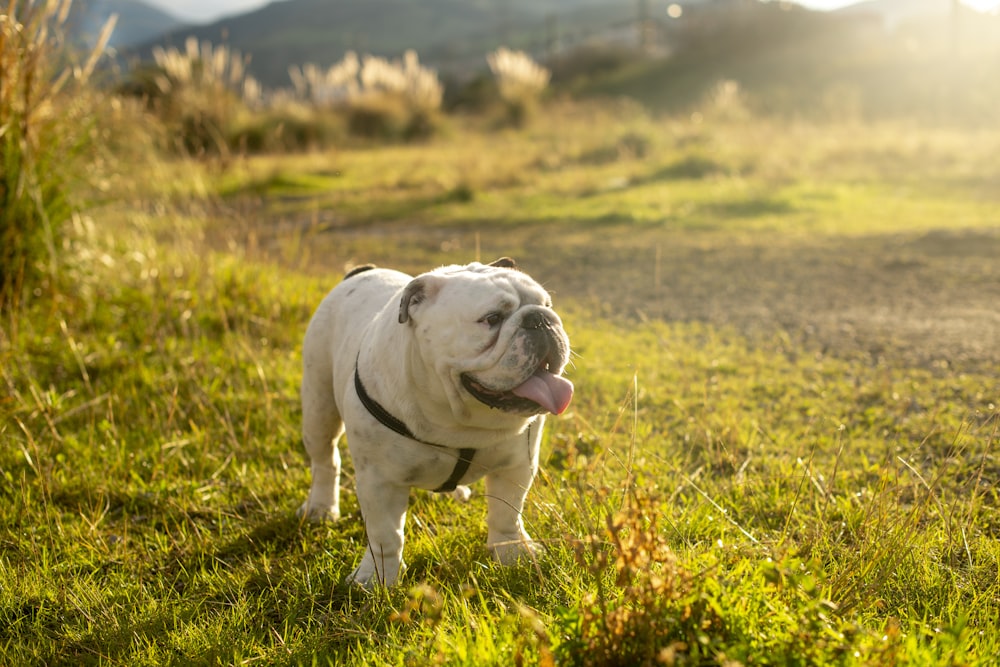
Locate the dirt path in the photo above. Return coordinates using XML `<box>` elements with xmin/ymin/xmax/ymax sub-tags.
<box><xmin>527</xmin><ymin>226</ymin><xmax>1000</xmax><ymax>372</ymax></box>
<box><xmin>246</xmin><ymin>217</ymin><xmax>999</xmax><ymax>372</ymax></box>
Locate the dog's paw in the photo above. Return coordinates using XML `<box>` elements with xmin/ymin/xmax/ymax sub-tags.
<box><xmin>296</xmin><ymin>501</ymin><xmax>340</xmax><ymax>523</ymax></box>
<box><xmin>488</xmin><ymin>536</ymin><xmax>544</xmax><ymax>566</ymax></box>
<box><xmin>346</xmin><ymin>560</ymin><xmax>406</xmax><ymax>589</ymax></box>
<box><xmin>451</xmin><ymin>485</ymin><xmax>472</xmax><ymax>503</ymax></box>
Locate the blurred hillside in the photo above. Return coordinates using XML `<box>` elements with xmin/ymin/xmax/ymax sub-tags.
<box><xmin>578</xmin><ymin>1</ymin><xmax>1000</xmax><ymax>123</ymax></box>
<box><xmin>93</xmin><ymin>0</ymin><xmax>1000</xmax><ymax>123</ymax></box>
<box><xmin>71</xmin><ymin>0</ymin><xmax>187</xmax><ymax>48</ymax></box>
<box><xmin>124</xmin><ymin>0</ymin><xmax>648</xmax><ymax>86</ymax></box>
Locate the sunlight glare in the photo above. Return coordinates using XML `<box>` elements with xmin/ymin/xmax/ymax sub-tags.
<box><xmin>799</xmin><ymin>0</ymin><xmax>999</xmax><ymax>12</ymax></box>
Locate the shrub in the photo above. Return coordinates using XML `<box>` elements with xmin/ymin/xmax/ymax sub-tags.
<box><xmin>289</xmin><ymin>49</ymin><xmax>444</xmax><ymax>140</ymax></box>
<box><xmin>147</xmin><ymin>37</ymin><xmax>261</xmax><ymax>155</ymax></box>
<box><xmin>697</xmin><ymin>79</ymin><xmax>750</xmax><ymax>123</ymax></box>
<box><xmin>0</xmin><ymin>0</ymin><xmax>114</xmax><ymax>308</ymax></box>
<box><xmin>487</xmin><ymin>47</ymin><xmax>550</xmax><ymax>127</ymax></box>
<box><xmin>229</xmin><ymin>103</ymin><xmax>345</xmax><ymax>153</ymax></box>
<box><xmin>345</xmin><ymin>95</ymin><xmax>410</xmax><ymax>139</ymax></box>
<box><xmin>441</xmin><ymin>72</ymin><xmax>499</xmax><ymax>113</ymax></box>
<box><xmin>548</xmin><ymin>43</ymin><xmax>639</xmax><ymax>86</ymax></box>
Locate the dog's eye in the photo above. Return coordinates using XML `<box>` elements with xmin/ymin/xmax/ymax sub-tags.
<box><xmin>480</xmin><ymin>312</ymin><xmax>504</xmax><ymax>328</ymax></box>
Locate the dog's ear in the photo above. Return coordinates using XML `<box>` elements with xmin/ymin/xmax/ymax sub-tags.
<box><xmin>489</xmin><ymin>257</ymin><xmax>518</xmax><ymax>270</ymax></box>
<box><xmin>398</xmin><ymin>279</ymin><xmax>423</xmax><ymax>323</ymax></box>
<box><xmin>398</xmin><ymin>275</ymin><xmax>444</xmax><ymax>324</ymax></box>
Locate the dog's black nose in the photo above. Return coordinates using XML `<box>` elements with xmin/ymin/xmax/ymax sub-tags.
<box><xmin>521</xmin><ymin>311</ymin><xmax>548</xmax><ymax>330</ymax></box>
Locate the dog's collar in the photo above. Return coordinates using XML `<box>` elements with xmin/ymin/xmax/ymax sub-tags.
<box><xmin>354</xmin><ymin>364</ymin><xmax>475</xmax><ymax>493</ymax></box>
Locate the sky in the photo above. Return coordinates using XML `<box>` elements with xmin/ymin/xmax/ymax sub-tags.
<box><xmin>153</xmin><ymin>0</ymin><xmax>1000</xmax><ymax>24</ymax></box>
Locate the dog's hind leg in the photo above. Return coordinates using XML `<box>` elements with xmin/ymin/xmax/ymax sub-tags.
<box><xmin>298</xmin><ymin>365</ymin><xmax>344</xmax><ymax>522</ymax></box>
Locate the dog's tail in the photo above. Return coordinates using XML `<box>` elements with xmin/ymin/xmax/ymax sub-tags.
<box><xmin>344</xmin><ymin>264</ymin><xmax>377</xmax><ymax>280</ymax></box>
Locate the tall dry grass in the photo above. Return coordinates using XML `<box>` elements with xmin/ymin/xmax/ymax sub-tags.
<box><xmin>0</xmin><ymin>0</ymin><xmax>115</xmax><ymax>309</ymax></box>
<box><xmin>288</xmin><ymin>49</ymin><xmax>444</xmax><ymax>139</ymax></box>
<box><xmin>148</xmin><ymin>37</ymin><xmax>261</xmax><ymax>155</ymax></box>
<box><xmin>487</xmin><ymin>47</ymin><xmax>550</xmax><ymax>126</ymax></box>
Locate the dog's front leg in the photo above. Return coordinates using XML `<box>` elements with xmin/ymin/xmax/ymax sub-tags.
<box><xmin>486</xmin><ymin>422</ymin><xmax>543</xmax><ymax>564</ymax></box>
<box><xmin>348</xmin><ymin>473</ymin><xmax>410</xmax><ymax>588</ymax></box>
<box><xmin>485</xmin><ymin>462</ymin><xmax>539</xmax><ymax>565</ymax></box>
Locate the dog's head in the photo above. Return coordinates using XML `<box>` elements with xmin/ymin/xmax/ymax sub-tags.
<box><xmin>398</xmin><ymin>258</ymin><xmax>573</xmax><ymax>419</ymax></box>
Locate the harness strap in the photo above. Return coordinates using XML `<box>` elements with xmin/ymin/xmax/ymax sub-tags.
<box><xmin>354</xmin><ymin>366</ymin><xmax>476</xmax><ymax>493</ymax></box>
<box><xmin>354</xmin><ymin>366</ymin><xmax>415</xmax><ymax>440</ymax></box>
<box><xmin>435</xmin><ymin>447</ymin><xmax>476</xmax><ymax>493</ymax></box>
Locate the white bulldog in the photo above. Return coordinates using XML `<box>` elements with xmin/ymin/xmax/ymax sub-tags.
<box><xmin>298</xmin><ymin>258</ymin><xmax>573</xmax><ymax>587</ymax></box>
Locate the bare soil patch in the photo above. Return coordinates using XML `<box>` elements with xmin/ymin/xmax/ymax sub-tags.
<box><xmin>528</xmin><ymin>226</ymin><xmax>1000</xmax><ymax>372</ymax></box>
<box><xmin>240</xmin><ymin>216</ymin><xmax>999</xmax><ymax>372</ymax></box>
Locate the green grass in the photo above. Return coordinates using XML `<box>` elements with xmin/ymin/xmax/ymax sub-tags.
<box><xmin>217</xmin><ymin>107</ymin><xmax>1000</xmax><ymax>238</ymax></box>
<box><xmin>2</xmin><ymin>104</ymin><xmax>999</xmax><ymax>664</ymax></box>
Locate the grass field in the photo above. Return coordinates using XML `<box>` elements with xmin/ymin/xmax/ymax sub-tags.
<box><xmin>2</xmin><ymin>103</ymin><xmax>999</xmax><ymax>665</ymax></box>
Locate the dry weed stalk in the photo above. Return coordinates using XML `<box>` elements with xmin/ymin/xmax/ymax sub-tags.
<box><xmin>567</xmin><ymin>496</ymin><xmax>722</xmax><ymax>666</ymax></box>
<box><xmin>288</xmin><ymin>49</ymin><xmax>443</xmax><ymax>113</ymax></box>
<box><xmin>152</xmin><ymin>37</ymin><xmax>261</xmax><ymax>106</ymax></box>
<box><xmin>487</xmin><ymin>47</ymin><xmax>550</xmax><ymax>107</ymax></box>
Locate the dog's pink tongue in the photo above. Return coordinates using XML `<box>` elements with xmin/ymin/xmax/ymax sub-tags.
<box><xmin>511</xmin><ymin>370</ymin><xmax>574</xmax><ymax>415</ymax></box>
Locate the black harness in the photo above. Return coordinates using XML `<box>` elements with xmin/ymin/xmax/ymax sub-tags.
<box><xmin>354</xmin><ymin>367</ymin><xmax>476</xmax><ymax>493</ymax></box>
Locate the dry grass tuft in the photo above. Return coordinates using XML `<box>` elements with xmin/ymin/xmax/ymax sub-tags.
<box><xmin>288</xmin><ymin>49</ymin><xmax>443</xmax><ymax>139</ymax></box>
<box><xmin>0</xmin><ymin>0</ymin><xmax>114</xmax><ymax>307</ymax></box>
<box><xmin>487</xmin><ymin>47</ymin><xmax>550</xmax><ymax>126</ymax></box>
<box><xmin>559</xmin><ymin>494</ymin><xmax>723</xmax><ymax>666</ymax></box>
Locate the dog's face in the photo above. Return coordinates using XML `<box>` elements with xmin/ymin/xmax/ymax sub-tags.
<box><xmin>398</xmin><ymin>259</ymin><xmax>573</xmax><ymax>418</ymax></box>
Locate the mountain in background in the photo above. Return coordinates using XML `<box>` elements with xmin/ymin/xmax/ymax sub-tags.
<box><xmin>118</xmin><ymin>0</ymin><xmax>989</xmax><ymax>89</ymax></box>
<box><xmin>70</xmin><ymin>0</ymin><xmax>188</xmax><ymax>49</ymax></box>
<box><xmin>126</xmin><ymin>0</ymin><xmax>659</xmax><ymax>87</ymax></box>
<box><xmin>94</xmin><ymin>0</ymin><xmax>997</xmax><ymax>124</ymax></box>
